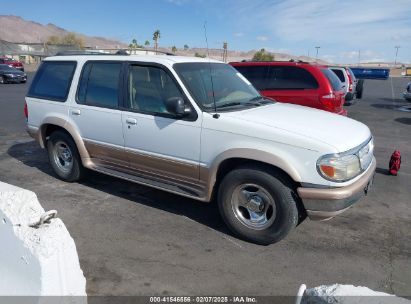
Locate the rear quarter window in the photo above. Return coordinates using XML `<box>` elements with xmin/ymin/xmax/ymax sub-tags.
<box><xmin>266</xmin><ymin>66</ymin><xmax>319</xmax><ymax>90</ymax></box>
<box><xmin>27</xmin><ymin>61</ymin><xmax>77</xmax><ymax>102</ymax></box>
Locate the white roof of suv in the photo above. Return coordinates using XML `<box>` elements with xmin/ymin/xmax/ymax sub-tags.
<box><xmin>45</xmin><ymin>54</ymin><xmax>222</xmax><ymax>66</ymax></box>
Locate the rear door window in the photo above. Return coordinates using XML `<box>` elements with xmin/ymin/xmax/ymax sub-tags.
<box><xmin>28</xmin><ymin>61</ymin><xmax>76</xmax><ymax>101</ymax></box>
<box><xmin>77</xmin><ymin>62</ymin><xmax>122</xmax><ymax>108</ymax></box>
<box><xmin>321</xmin><ymin>68</ymin><xmax>342</xmax><ymax>91</ymax></box>
<box><xmin>266</xmin><ymin>66</ymin><xmax>318</xmax><ymax>90</ymax></box>
<box><xmin>233</xmin><ymin>65</ymin><xmax>269</xmax><ymax>90</ymax></box>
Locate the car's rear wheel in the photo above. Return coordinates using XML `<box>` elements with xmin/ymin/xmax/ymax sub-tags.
<box><xmin>47</xmin><ymin>131</ymin><xmax>84</xmax><ymax>182</ymax></box>
<box><xmin>356</xmin><ymin>79</ymin><xmax>364</xmax><ymax>99</ymax></box>
<box><xmin>218</xmin><ymin>165</ymin><xmax>299</xmax><ymax>245</ymax></box>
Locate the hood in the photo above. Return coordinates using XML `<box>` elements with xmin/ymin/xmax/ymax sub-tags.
<box><xmin>3</xmin><ymin>70</ymin><xmax>24</xmax><ymax>75</ymax></box>
<box><xmin>224</xmin><ymin>103</ymin><xmax>371</xmax><ymax>152</ymax></box>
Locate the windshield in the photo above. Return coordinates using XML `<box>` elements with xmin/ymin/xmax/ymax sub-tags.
<box><xmin>0</xmin><ymin>64</ymin><xmax>18</xmax><ymax>72</ymax></box>
<box><xmin>174</xmin><ymin>62</ymin><xmax>264</xmax><ymax>111</ymax></box>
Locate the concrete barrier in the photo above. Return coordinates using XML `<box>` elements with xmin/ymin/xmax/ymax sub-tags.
<box><xmin>302</xmin><ymin>284</ymin><xmax>410</xmax><ymax>304</ymax></box>
<box><xmin>0</xmin><ymin>182</ymin><xmax>86</xmax><ymax>296</ymax></box>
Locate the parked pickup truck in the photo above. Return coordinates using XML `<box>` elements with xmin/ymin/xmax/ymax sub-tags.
<box><xmin>350</xmin><ymin>67</ymin><xmax>389</xmax><ymax>80</ymax></box>
<box><xmin>25</xmin><ymin>53</ymin><xmax>376</xmax><ymax>245</ymax></box>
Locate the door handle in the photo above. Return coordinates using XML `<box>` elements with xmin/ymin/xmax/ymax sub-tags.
<box><xmin>126</xmin><ymin>118</ymin><xmax>137</xmax><ymax>125</ymax></box>
<box><xmin>71</xmin><ymin>109</ymin><xmax>81</xmax><ymax>116</ymax></box>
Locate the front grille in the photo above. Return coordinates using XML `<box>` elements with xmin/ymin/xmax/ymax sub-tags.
<box><xmin>358</xmin><ymin>138</ymin><xmax>374</xmax><ymax>170</ymax></box>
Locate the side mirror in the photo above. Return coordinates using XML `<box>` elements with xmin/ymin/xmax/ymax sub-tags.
<box><xmin>165</xmin><ymin>97</ymin><xmax>191</xmax><ymax>116</ymax></box>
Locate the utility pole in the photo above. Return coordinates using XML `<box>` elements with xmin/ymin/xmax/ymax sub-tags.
<box><xmin>315</xmin><ymin>46</ymin><xmax>320</xmax><ymax>62</ymax></box>
<box><xmin>358</xmin><ymin>50</ymin><xmax>361</xmax><ymax>66</ymax></box>
<box><xmin>394</xmin><ymin>46</ymin><xmax>400</xmax><ymax>66</ymax></box>
<box><xmin>222</xmin><ymin>41</ymin><xmax>228</xmax><ymax>63</ymax></box>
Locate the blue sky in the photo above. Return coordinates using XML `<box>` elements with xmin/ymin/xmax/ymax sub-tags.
<box><xmin>2</xmin><ymin>0</ymin><xmax>411</xmax><ymax>63</ymax></box>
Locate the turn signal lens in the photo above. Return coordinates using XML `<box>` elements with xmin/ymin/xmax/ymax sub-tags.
<box><xmin>319</xmin><ymin>165</ymin><xmax>335</xmax><ymax>178</ymax></box>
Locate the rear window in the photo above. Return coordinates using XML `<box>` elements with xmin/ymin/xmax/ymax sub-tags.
<box><xmin>321</xmin><ymin>68</ymin><xmax>342</xmax><ymax>91</ymax></box>
<box><xmin>28</xmin><ymin>61</ymin><xmax>76</xmax><ymax>102</ymax></box>
<box><xmin>331</xmin><ymin>69</ymin><xmax>345</xmax><ymax>82</ymax></box>
<box><xmin>77</xmin><ymin>61</ymin><xmax>122</xmax><ymax>108</ymax></box>
<box><xmin>233</xmin><ymin>65</ymin><xmax>269</xmax><ymax>90</ymax></box>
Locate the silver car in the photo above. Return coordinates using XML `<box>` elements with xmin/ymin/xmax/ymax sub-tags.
<box><xmin>330</xmin><ymin>67</ymin><xmax>361</xmax><ymax>105</ymax></box>
<box><xmin>403</xmin><ymin>82</ymin><xmax>411</xmax><ymax>102</ymax></box>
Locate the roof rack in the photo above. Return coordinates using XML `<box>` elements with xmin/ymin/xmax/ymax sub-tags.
<box><xmin>288</xmin><ymin>59</ymin><xmax>310</xmax><ymax>63</ymax></box>
<box><xmin>55</xmin><ymin>49</ymin><xmax>175</xmax><ymax>56</ymax></box>
<box><xmin>55</xmin><ymin>50</ymin><xmax>123</xmax><ymax>56</ymax></box>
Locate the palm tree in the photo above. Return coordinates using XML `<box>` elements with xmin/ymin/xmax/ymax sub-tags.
<box><xmin>145</xmin><ymin>40</ymin><xmax>150</xmax><ymax>47</ymax></box>
<box><xmin>184</xmin><ymin>44</ymin><xmax>189</xmax><ymax>51</ymax></box>
<box><xmin>129</xmin><ymin>38</ymin><xmax>138</xmax><ymax>54</ymax></box>
<box><xmin>172</xmin><ymin>46</ymin><xmax>177</xmax><ymax>53</ymax></box>
<box><xmin>153</xmin><ymin>30</ymin><xmax>160</xmax><ymax>54</ymax></box>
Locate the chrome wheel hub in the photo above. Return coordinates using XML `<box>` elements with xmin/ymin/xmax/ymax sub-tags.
<box><xmin>231</xmin><ymin>183</ymin><xmax>276</xmax><ymax>230</ymax></box>
<box><xmin>52</xmin><ymin>141</ymin><xmax>73</xmax><ymax>174</ymax></box>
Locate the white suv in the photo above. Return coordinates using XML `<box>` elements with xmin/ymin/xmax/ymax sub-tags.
<box><xmin>25</xmin><ymin>53</ymin><xmax>376</xmax><ymax>245</ymax></box>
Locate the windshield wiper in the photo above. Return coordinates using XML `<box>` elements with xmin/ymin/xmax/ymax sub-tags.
<box><xmin>249</xmin><ymin>96</ymin><xmax>264</xmax><ymax>102</ymax></box>
<box><xmin>216</xmin><ymin>102</ymin><xmax>242</xmax><ymax>109</ymax></box>
<box><xmin>248</xmin><ymin>96</ymin><xmax>272</xmax><ymax>105</ymax></box>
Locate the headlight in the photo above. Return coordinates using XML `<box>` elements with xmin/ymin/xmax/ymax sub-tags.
<box><xmin>317</xmin><ymin>138</ymin><xmax>374</xmax><ymax>182</ymax></box>
<box><xmin>4</xmin><ymin>74</ymin><xmax>14</xmax><ymax>77</ymax></box>
<box><xmin>317</xmin><ymin>154</ymin><xmax>361</xmax><ymax>182</ymax></box>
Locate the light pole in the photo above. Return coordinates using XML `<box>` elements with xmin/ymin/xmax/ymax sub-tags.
<box><xmin>394</xmin><ymin>46</ymin><xmax>400</xmax><ymax>66</ymax></box>
<box><xmin>358</xmin><ymin>49</ymin><xmax>361</xmax><ymax>66</ymax></box>
<box><xmin>315</xmin><ymin>46</ymin><xmax>320</xmax><ymax>62</ymax></box>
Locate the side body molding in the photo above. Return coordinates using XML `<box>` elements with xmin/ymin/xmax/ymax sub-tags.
<box><xmin>201</xmin><ymin>148</ymin><xmax>302</xmax><ymax>201</ymax></box>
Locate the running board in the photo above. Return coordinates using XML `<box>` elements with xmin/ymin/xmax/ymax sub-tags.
<box><xmin>88</xmin><ymin>163</ymin><xmax>208</xmax><ymax>202</ymax></box>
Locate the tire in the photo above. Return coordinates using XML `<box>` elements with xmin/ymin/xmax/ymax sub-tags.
<box><xmin>47</xmin><ymin>131</ymin><xmax>84</xmax><ymax>182</ymax></box>
<box><xmin>0</xmin><ymin>76</ymin><xmax>4</xmax><ymax>84</ymax></box>
<box><xmin>356</xmin><ymin>79</ymin><xmax>364</xmax><ymax>99</ymax></box>
<box><xmin>218</xmin><ymin>165</ymin><xmax>299</xmax><ymax>245</ymax></box>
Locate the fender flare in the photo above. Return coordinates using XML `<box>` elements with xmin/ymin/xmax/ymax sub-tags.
<box><xmin>39</xmin><ymin>117</ymin><xmax>91</xmax><ymax>161</ymax></box>
<box><xmin>203</xmin><ymin>148</ymin><xmax>302</xmax><ymax>200</ymax></box>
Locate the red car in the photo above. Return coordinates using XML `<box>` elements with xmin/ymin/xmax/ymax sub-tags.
<box><xmin>0</xmin><ymin>57</ymin><xmax>24</xmax><ymax>72</ymax></box>
<box><xmin>230</xmin><ymin>61</ymin><xmax>347</xmax><ymax>115</ymax></box>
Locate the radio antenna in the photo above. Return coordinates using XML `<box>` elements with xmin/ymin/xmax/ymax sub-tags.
<box><xmin>203</xmin><ymin>21</ymin><xmax>218</xmax><ymax>116</ymax></box>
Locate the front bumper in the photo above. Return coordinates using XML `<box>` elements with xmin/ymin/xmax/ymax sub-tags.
<box><xmin>297</xmin><ymin>157</ymin><xmax>376</xmax><ymax>221</ymax></box>
<box><xmin>3</xmin><ymin>75</ymin><xmax>26</xmax><ymax>83</ymax></box>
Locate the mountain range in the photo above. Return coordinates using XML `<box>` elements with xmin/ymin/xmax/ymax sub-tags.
<box><xmin>0</xmin><ymin>15</ymin><xmax>327</xmax><ymax>63</ymax></box>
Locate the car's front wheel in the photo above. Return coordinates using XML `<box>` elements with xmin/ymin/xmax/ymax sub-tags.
<box><xmin>47</xmin><ymin>131</ymin><xmax>84</xmax><ymax>182</ymax></box>
<box><xmin>0</xmin><ymin>76</ymin><xmax>5</xmax><ymax>84</ymax></box>
<box><xmin>218</xmin><ymin>165</ymin><xmax>300</xmax><ymax>245</ymax></box>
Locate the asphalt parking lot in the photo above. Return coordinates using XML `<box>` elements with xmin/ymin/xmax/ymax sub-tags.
<box><xmin>0</xmin><ymin>74</ymin><xmax>410</xmax><ymax>297</ymax></box>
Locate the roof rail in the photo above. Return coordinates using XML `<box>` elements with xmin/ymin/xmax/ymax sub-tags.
<box><xmin>55</xmin><ymin>49</ymin><xmax>175</xmax><ymax>56</ymax></box>
<box><xmin>152</xmin><ymin>50</ymin><xmax>175</xmax><ymax>56</ymax></box>
<box><xmin>55</xmin><ymin>50</ymin><xmax>123</xmax><ymax>56</ymax></box>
